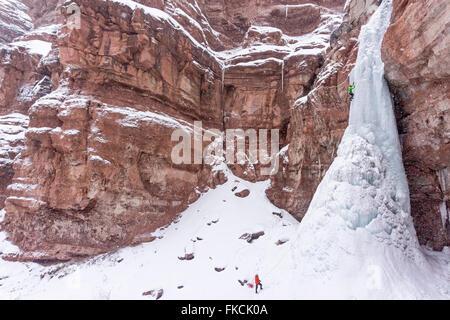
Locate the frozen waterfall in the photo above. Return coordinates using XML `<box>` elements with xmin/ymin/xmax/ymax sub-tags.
<box><xmin>283</xmin><ymin>0</ymin><xmax>449</xmax><ymax>299</ymax></box>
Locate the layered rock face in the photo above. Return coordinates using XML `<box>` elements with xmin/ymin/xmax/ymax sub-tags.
<box><xmin>21</xmin><ymin>0</ymin><xmax>63</xmax><ymax>28</ymax></box>
<box><xmin>382</xmin><ymin>0</ymin><xmax>449</xmax><ymax>249</ymax></box>
<box><xmin>2</xmin><ymin>0</ymin><xmax>222</xmax><ymax>260</ymax></box>
<box><xmin>0</xmin><ymin>0</ymin><xmax>33</xmax><ymax>43</ymax></box>
<box><xmin>0</xmin><ymin>0</ymin><xmax>59</xmax><ymax>116</ymax></box>
<box><xmin>0</xmin><ymin>113</ymin><xmax>28</xmax><ymax>209</ymax></box>
<box><xmin>0</xmin><ymin>1</ymin><xmax>61</xmax><ymax>213</ymax></box>
<box><xmin>4</xmin><ymin>88</ymin><xmax>218</xmax><ymax>261</ymax></box>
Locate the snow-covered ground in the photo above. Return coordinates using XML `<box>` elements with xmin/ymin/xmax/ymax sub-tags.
<box><xmin>10</xmin><ymin>39</ymin><xmax>52</xmax><ymax>56</ymax></box>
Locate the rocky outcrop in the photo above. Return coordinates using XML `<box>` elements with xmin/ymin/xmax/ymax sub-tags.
<box><xmin>3</xmin><ymin>88</ymin><xmax>219</xmax><ymax>260</ymax></box>
<box><xmin>0</xmin><ymin>1</ymin><xmax>62</xmax><ymax>217</ymax></box>
<box><xmin>0</xmin><ymin>113</ymin><xmax>28</xmax><ymax>209</ymax></box>
<box><xmin>195</xmin><ymin>0</ymin><xmax>346</xmax><ymax>46</ymax></box>
<box><xmin>0</xmin><ymin>0</ymin><xmax>56</xmax><ymax>116</ymax></box>
<box><xmin>2</xmin><ymin>0</ymin><xmax>222</xmax><ymax>260</ymax></box>
<box><xmin>0</xmin><ymin>0</ymin><xmax>61</xmax><ymax>116</ymax></box>
<box><xmin>0</xmin><ymin>1</ymin><xmax>40</xmax><ymax>210</ymax></box>
<box><xmin>0</xmin><ymin>0</ymin><xmax>33</xmax><ymax>44</ymax></box>
<box><xmin>0</xmin><ymin>45</ymin><xmax>54</xmax><ymax>116</ymax></box>
<box><xmin>382</xmin><ymin>0</ymin><xmax>449</xmax><ymax>249</ymax></box>
<box><xmin>21</xmin><ymin>0</ymin><xmax>63</xmax><ymax>28</ymax></box>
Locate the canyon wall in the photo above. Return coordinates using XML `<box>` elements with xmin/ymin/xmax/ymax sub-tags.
<box><xmin>0</xmin><ymin>0</ymin><xmax>447</xmax><ymax>261</ymax></box>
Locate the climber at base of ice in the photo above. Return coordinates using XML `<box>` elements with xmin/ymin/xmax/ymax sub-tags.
<box><xmin>255</xmin><ymin>274</ymin><xmax>263</xmax><ymax>294</ymax></box>
<box><xmin>348</xmin><ymin>82</ymin><xmax>355</xmax><ymax>101</ymax></box>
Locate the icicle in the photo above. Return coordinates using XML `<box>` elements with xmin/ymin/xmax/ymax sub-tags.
<box><xmin>221</xmin><ymin>59</ymin><xmax>230</xmax><ymax>93</ymax></box>
<box><xmin>221</xmin><ymin>64</ymin><xmax>226</xmax><ymax>93</ymax></box>
<box><xmin>437</xmin><ymin>168</ymin><xmax>446</xmax><ymax>195</ymax></box>
<box><xmin>439</xmin><ymin>201</ymin><xmax>448</xmax><ymax>229</ymax></box>
<box><xmin>437</xmin><ymin>169</ymin><xmax>448</xmax><ymax>228</ymax></box>
<box><xmin>281</xmin><ymin>59</ymin><xmax>284</xmax><ymax>92</ymax></box>
<box><xmin>318</xmin><ymin>156</ymin><xmax>321</xmax><ymax>178</ymax></box>
<box><xmin>285</xmin><ymin>5</ymin><xmax>288</xmax><ymax>19</ymax></box>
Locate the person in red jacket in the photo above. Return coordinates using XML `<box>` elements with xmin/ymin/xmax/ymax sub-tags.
<box><xmin>255</xmin><ymin>274</ymin><xmax>263</xmax><ymax>294</ymax></box>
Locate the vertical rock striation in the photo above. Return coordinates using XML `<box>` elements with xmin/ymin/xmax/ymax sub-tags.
<box><xmin>382</xmin><ymin>0</ymin><xmax>449</xmax><ymax>249</ymax></box>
